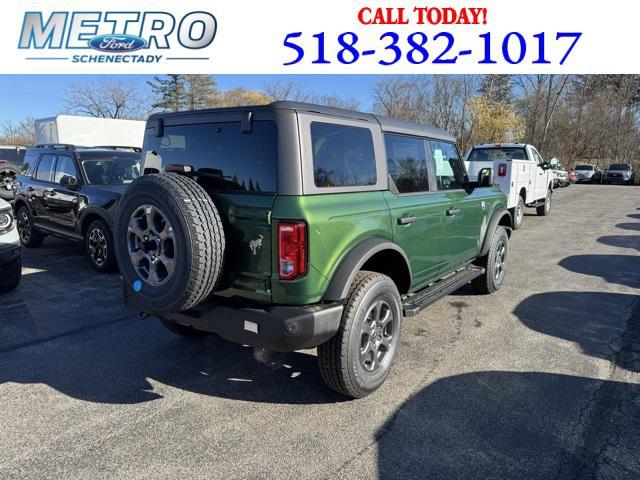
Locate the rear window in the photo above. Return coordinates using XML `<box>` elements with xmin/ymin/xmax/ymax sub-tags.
<box><xmin>311</xmin><ymin>122</ymin><xmax>376</xmax><ymax>188</ymax></box>
<box><xmin>468</xmin><ymin>147</ymin><xmax>528</xmax><ymax>161</ymax></box>
<box><xmin>142</xmin><ymin>121</ymin><xmax>277</xmax><ymax>194</ymax></box>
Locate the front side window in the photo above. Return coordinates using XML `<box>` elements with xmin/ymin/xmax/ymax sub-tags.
<box><xmin>54</xmin><ymin>156</ymin><xmax>78</xmax><ymax>184</ymax></box>
<box><xmin>311</xmin><ymin>122</ymin><xmax>376</xmax><ymax>188</ymax></box>
<box><xmin>142</xmin><ymin>121</ymin><xmax>277</xmax><ymax>193</ymax></box>
<box><xmin>385</xmin><ymin>134</ymin><xmax>429</xmax><ymax>193</ymax></box>
<box><xmin>34</xmin><ymin>154</ymin><xmax>56</xmax><ymax>182</ymax></box>
<box><xmin>429</xmin><ymin>141</ymin><xmax>465</xmax><ymax>190</ymax></box>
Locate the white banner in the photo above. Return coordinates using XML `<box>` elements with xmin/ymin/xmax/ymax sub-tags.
<box><xmin>1</xmin><ymin>0</ymin><xmax>638</xmax><ymax>73</ymax></box>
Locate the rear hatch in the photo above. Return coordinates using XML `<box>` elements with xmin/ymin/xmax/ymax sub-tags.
<box><xmin>141</xmin><ymin>116</ymin><xmax>278</xmax><ymax>303</ymax></box>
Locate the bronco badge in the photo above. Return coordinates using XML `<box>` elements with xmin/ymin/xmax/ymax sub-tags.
<box><xmin>249</xmin><ymin>235</ymin><xmax>264</xmax><ymax>255</ymax></box>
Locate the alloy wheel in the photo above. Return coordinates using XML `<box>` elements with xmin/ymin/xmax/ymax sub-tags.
<box><xmin>88</xmin><ymin>228</ymin><xmax>108</xmax><ymax>267</ymax></box>
<box><xmin>494</xmin><ymin>240</ymin><xmax>507</xmax><ymax>283</ymax></box>
<box><xmin>17</xmin><ymin>211</ymin><xmax>31</xmax><ymax>243</ymax></box>
<box><xmin>127</xmin><ymin>205</ymin><xmax>176</xmax><ymax>286</ymax></box>
<box><xmin>359</xmin><ymin>299</ymin><xmax>397</xmax><ymax>373</ymax></box>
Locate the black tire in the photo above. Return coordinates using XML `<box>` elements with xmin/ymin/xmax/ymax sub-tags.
<box><xmin>0</xmin><ymin>164</ymin><xmax>19</xmax><ymax>201</ymax></box>
<box><xmin>114</xmin><ymin>173</ymin><xmax>225</xmax><ymax>314</ymax></box>
<box><xmin>536</xmin><ymin>189</ymin><xmax>552</xmax><ymax>216</ymax></box>
<box><xmin>511</xmin><ymin>195</ymin><xmax>525</xmax><ymax>230</ymax></box>
<box><xmin>85</xmin><ymin>219</ymin><xmax>117</xmax><ymax>272</ymax></box>
<box><xmin>16</xmin><ymin>206</ymin><xmax>45</xmax><ymax>248</ymax></box>
<box><xmin>159</xmin><ymin>318</ymin><xmax>210</xmax><ymax>339</ymax></box>
<box><xmin>472</xmin><ymin>227</ymin><xmax>509</xmax><ymax>295</ymax></box>
<box><xmin>318</xmin><ymin>271</ymin><xmax>403</xmax><ymax>399</ymax></box>
<box><xmin>0</xmin><ymin>256</ymin><xmax>21</xmax><ymax>293</ymax></box>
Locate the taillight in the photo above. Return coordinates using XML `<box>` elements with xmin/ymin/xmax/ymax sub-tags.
<box><xmin>498</xmin><ymin>163</ymin><xmax>507</xmax><ymax>176</ymax></box>
<box><xmin>278</xmin><ymin>221</ymin><xmax>307</xmax><ymax>280</ymax></box>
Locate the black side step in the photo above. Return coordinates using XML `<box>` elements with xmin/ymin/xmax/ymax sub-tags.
<box><xmin>402</xmin><ymin>265</ymin><xmax>485</xmax><ymax>317</ymax></box>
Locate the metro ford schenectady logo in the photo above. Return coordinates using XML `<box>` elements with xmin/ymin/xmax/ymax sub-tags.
<box><xmin>18</xmin><ymin>11</ymin><xmax>216</xmax><ymax>64</ymax></box>
<box><xmin>88</xmin><ymin>34</ymin><xmax>146</xmax><ymax>53</ymax></box>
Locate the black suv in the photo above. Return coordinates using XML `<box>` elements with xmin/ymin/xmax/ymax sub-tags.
<box><xmin>13</xmin><ymin>145</ymin><xmax>141</xmax><ymax>271</ymax></box>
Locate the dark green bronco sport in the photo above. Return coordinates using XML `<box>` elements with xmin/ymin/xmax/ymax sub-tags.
<box><xmin>114</xmin><ymin>102</ymin><xmax>512</xmax><ymax>398</ymax></box>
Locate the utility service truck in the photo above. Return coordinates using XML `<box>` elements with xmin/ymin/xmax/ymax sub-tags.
<box><xmin>465</xmin><ymin>143</ymin><xmax>554</xmax><ymax>230</ymax></box>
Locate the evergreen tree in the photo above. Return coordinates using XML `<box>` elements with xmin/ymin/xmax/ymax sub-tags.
<box><xmin>479</xmin><ymin>75</ymin><xmax>513</xmax><ymax>104</ymax></box>
<box><xmin>148</xmin><ymin>74</ymin><xmax>186</xmax><ymax>111</ymax></box>
<box><xmin>183</xmin><ymin>75</ymin><xmax>218</xmax><ymax>110</ymax></box>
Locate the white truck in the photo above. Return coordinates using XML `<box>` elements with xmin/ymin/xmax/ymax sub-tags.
<box><xmin>465</xmin><ymin>144</ymin><xmax>554</xmax><ymax>230</ymax></box>
<box><xmin>34</xmin><ymin>115</ymin><xmax>146</xmax><ymax>149</ymax></box>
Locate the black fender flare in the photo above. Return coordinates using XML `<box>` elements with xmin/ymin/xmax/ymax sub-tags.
<box><xmin>479</xmin><ymin>208</ymin><xmax>512</xmax><ymax>258</ymax></box>
<box><xmin>78</xmin><ymin>207</ymin><xmax>112</xmax><ymax>235</ymax></box>
<box><xmin>322</xmin><ymin>238</ymin><xmax>412</xmax><ymax>301</ymax></box>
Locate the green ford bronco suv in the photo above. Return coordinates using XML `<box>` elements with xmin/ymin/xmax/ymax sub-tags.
<box><xmin>115</xmin><ymin>102</ymin><xmax>512</xmax><ymax>398</ymax></box>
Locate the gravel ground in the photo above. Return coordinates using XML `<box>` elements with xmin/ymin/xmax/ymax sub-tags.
<box><xmin>0</xmin><ymin>184</ymin><xmax>639</xmax><ymax>479</ymax></box>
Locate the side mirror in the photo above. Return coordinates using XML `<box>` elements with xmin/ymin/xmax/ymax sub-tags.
<box><xmin>540</xmin><ymin>162</ymin><xmax>552</xmax><ymax>171</ymax></box>
<box><xmin>60</xmin><ymin>175</ymin><xmax>79</xmax><ymax>190</ymax></box>
<box><xmin>477</xmin><ymin>168</ymin><xmax>493</xmax><ymax>187</ymax></box>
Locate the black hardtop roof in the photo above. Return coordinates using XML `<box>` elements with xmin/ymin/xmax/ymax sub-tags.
<box><xmin>148</xmin><ymin>101</ymin><xmax>456</xmax><ymax>142</ymax></box>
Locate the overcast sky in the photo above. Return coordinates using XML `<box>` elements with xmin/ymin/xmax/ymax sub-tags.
<box><xmin>0</xmin><ymin>75</ymin><xmax>382</xmax><ymax>123</ymax></box>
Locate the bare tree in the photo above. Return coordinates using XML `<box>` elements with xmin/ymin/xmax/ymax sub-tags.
<box><xmin>64</xmin><ymin>79</ymin><xmax>149</xmax><ymax>119</ymax></box>
<box><xmin>0</xmin><ymin>118</ymin><xmax>36</xmax><ymax>145</ymax></box>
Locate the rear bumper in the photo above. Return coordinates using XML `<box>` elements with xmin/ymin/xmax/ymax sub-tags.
<box><xmin>124</xmin><ymin>284</ymin><xmax>344</xmax><ymax>352</ymax></box>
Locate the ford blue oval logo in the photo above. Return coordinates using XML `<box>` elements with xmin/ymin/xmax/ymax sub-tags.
<box><xmin>89</xmin><ymin>34</ymin><xmax>146</xmax><ymax>52</ymax></box>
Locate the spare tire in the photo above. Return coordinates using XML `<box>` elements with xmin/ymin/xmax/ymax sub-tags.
<box><xmin>114</xmin><ymin>173</ymin><xmax>225</xmax><ymax>314</ymax></box>
<box><xmin>0</xmin><ymin>164</ymin><xmax>20</xmax><ymax>200</ymax></box>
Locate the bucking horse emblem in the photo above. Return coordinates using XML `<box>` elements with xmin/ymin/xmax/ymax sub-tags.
<box><xmin>249</xmin><ymin>235</ymin><xmax>264</xmax><ymax>255</ymax></box>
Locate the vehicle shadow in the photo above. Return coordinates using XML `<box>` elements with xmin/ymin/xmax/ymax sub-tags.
<box><xmin>514</xmin><ymin>291</ymin><xmax>640</xmax><ymax>372</ymax></box>
<box><xmin>1</xmin><ymin>244</ymin><xmax>345</xmax><ymax>405</ymax></box>
<box><xmin>558</xmin><ymin>254</ymin><xmax>640</xmax><ymax>288</ymax></box>
<box><xmin>597</xmin><ymin>235</ymin><xmax>640</xmax><ymax>251</ymax></box>
<box><xmin>378</xmin><ymin>293</ymin><xmax>640</xmax><ymax>479</ymax></box>
<box><xmin>616</xmin><ymin>222</ymin><xmax>640</xmax><ymax>231</ymax></box>
<box><xmin>627</xmin><ymin>213</ymin><xmax>640</xmax><ymax>220</ymax></box>
<box><xmin>376</xmin><ymin>371</ymin><xmax>640</xmax><ymax>480</ymax></box>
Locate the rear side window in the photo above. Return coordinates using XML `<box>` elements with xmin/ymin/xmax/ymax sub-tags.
<box><xmin>35</xmin><ymin>154</ymin><xmax>56</xmax><ymax>182</ymax></box>
<box><xmin>311</xmin><ymin>122</ymin><xmax>376</xmax><ymax>188</ymax></box>
<box><xmin>142</xmin><ymin>121</ymin><xmax>277</xmax><ymax>193</ymax></box>
<box><xmin>22</xmin><ymin>151</ymin><xmax>39</xmax><ymax>175</ymax></box>
<box><xmin>385</xmin><ymin>134</ymin><xmax>429</xmax><ymax>193</ymax></box>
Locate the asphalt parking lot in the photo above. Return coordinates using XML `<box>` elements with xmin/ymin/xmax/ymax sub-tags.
<box><xmin>1</xmin><ymin>184</ymin><xmax>639</xmax><ymax>479</ymax></box>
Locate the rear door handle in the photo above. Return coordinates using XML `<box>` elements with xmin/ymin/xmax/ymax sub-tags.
<box><xmin>446</xmin><ymin>209</ymin><xmax>460</xmax><ymax>216</ymax></box>
<box><xmin>397</xmin><ymin>216</ymin><xmax>417</xmax><ymax>225</ymax></box>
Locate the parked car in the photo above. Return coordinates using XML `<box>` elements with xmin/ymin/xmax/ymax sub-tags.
<box><xmin>566</xmin><ymin>168</ymin><xmax>578</xmax><ymax>184</ymax></box>
<box><xmin>12</xmin><ymin>145</ymin><xmax>141</xmax><ymax>272</ymax></box>
<box><xmin>549</xmin><ymin>159</ymin><xmax>570</xmax><ymax>187</ymax></box>
<box><xmin>0</xmin><ymin>197</ymin><xmax>21</xmax><ymax>292</ymax></box>
<box><xmin>0</xmin><ymin>145</ymin><xmax>27</xmax><ymax>201</ymax></box>
<box><xmin>574</xmin><ymin>164</ymin><xmax>602</xmax><ymax>183</ymax></box>
<box><xmin>465</xmin><ymin>143</ymin><xmax>554</xmax><ymax>230</ymax></box>
<box><xmin>602</xmin><ymin>163</ymin><xmax>635</xmax><ymax>185</ymax></box>
<box><xmin>115</xmin><ymin>102</ymin><xmax>513</xmax><ymax>399</ymax></box>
